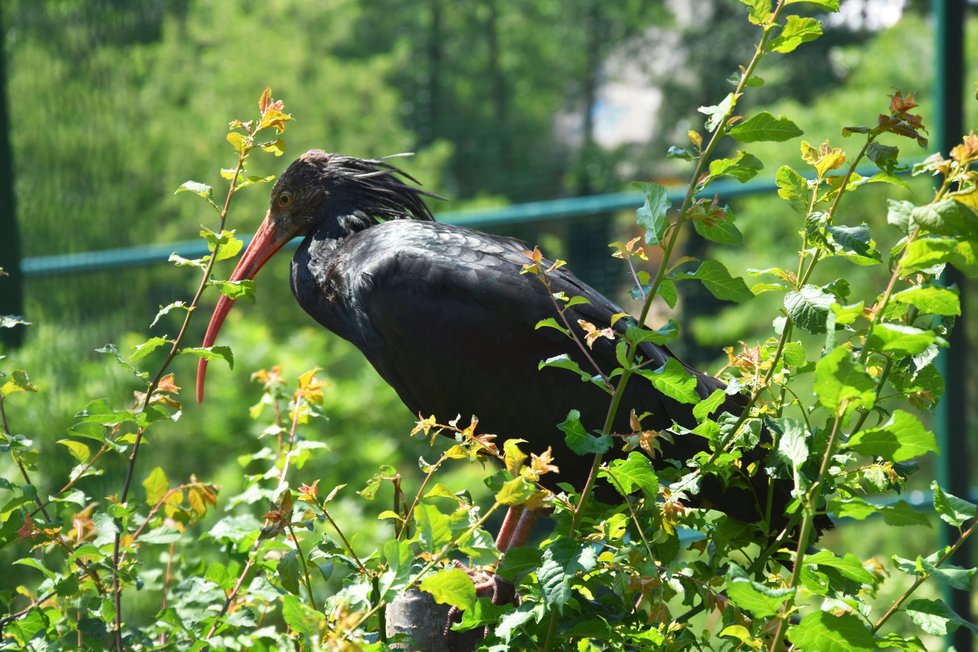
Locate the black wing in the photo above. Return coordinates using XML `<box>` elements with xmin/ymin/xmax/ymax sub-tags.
<box><xmin>322</xmin><ymin>222</ymin><xmax>722</xmax><ymax>460</ymax></box>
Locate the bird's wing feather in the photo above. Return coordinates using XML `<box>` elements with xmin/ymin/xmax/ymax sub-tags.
<box><xmin>331</xmin><ymin>222</ymin><xmax>726</xmax><ymax>460</ymax></box>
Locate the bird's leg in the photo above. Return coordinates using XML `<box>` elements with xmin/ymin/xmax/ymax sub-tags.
<box><xmin>483</xmin><ymin>505</ymin><xmax>542</xmax><ymax>605</ymax></box>
<box><xmin>494</xmin><ymin>504</ymin><xmax>527</xmax><ymax>552</ymax></box>
<box><xmin>496</xmin><ymin>505</ymin><xmax>541</xmax><ymax>553</ymax></box>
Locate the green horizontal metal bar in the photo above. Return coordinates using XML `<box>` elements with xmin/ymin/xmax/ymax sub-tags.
<box><xmin>17</xmin><ymin>164</ymin><xmax>908</xmax><ymax>279</ymax></box>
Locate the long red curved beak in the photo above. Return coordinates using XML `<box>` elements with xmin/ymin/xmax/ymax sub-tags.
<box><xmin>196</xmin><ymin>213</ymin><xmax>291</xmax><ymax>403</ymax></box>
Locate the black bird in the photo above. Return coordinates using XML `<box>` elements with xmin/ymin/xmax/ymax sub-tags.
<box><xmin>196</xmin><ymin>150</ymin><xmax>825</xmax><ymax>552</ymax></box>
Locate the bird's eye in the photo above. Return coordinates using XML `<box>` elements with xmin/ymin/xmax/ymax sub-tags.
<box><xmin>278</xmin><ymin>192</ymin><xmax>292</xmax><ymax>207</ymax></box>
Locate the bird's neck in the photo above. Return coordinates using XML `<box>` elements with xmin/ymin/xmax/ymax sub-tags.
<box><xmin>314</xmin><ymin>209</ymin><xmax>377</xmax><ymax>246</ymax></box>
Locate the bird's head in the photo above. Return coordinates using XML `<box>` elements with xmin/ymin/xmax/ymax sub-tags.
<box><xmin>195</xmin><ymin>150</ymin><xmax>437</xmax><ymax>403</ymax></box>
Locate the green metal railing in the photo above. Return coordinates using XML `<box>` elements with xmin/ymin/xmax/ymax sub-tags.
<box><xmin>19</xmin><ymin>177</ymin><xmax>780</xmax><ymax>279</ymax></box>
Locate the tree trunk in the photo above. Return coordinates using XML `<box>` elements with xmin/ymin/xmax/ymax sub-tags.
<box><xmin>0</xmin><ymin>8</ymin><xmax>25</xmax><ymax>349</ymax></box>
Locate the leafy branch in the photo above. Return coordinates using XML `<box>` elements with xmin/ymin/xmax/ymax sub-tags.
<box><xmin>110</xmin><ymin>88</ymin><xmax>292</xmax><ymax>650</ymax></box>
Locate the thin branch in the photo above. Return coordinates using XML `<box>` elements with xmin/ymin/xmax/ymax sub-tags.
<box><xmin>873</xmin><ymin>518</ymin><xmax>978</xmax><ymax>633</ymax></box>
<box><xmin>285</xmin><ymin>521</ymin><xmax>318</xmax><ymax>611</ymax></box>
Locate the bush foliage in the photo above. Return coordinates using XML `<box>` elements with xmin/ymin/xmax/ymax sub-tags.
<box><xmin>2</xmin><ymin>2</ymin><xmax>978</xmax><ymax>651</ymax></box>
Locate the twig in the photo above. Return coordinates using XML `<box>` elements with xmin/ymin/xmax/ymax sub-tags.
<box><xmin>0</xmin><ymin>590</ymin><xmax>57</xmax><ymax>632</ymax></box>
<box><xmin>873</xmin><ymin>518</ymin><xmax>978</xmax><ymax>633</ymax></box>
<box><xmin>285</xmin><ymin>521</ymin><xmax>318</xmax><ymax>611</ymax></box>
<box><xmin>1</xmin><ymin>396</ymin><xmax>106</xmax><ymax>594</ymax></box>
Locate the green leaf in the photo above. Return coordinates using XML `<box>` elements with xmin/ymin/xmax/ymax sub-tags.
<box><xmin>635</xmin><ymin>182</ymin><xmax>672</xmax><ymax>246</ymax></box>
<box><xmin>539</xmin><ymin>354</ymin><xmax>593</xmax><ymax>383</ymax></box>
<box><xmin>226</xmin><ymin>131</ymin><xmax>248</xmax><ymax>153</ymax></box>
<box><xmin>130</xmin><ymin>336</ymin><xmax>169</xmax><ymax>361</ymax></box>
<box><xmin>782</xmin><ymin>341</ymin><xmax>807</xmax><ymax>367</ymax></box>
<box><xmin>207</xmin><ymin>279</ymin><xmax>256</xmax><ymax>302</ymax></box>
<box><xmin>677</xmin><ymin>259</ymin><xmax>753</xmax><ymax>303</ymax></box>
<box><xmin>599</xmin><ymin>452</ymin><xmax>659</xmax><ymax>498</ymax></box>
<box><xmin>832</xmin><ymin>301</ymin><xmax>864</xmax><ymax>325</ymax></box>
<box><xmin>658</xmin><ymin>278</ymin><xmax>678</xmax><ymax>308</ymax></box>
<box><xmin>739</xmin><ymin>0</ymin><xmax>773</xmax><ymax>24</ymax></box>
<box><xmin>281</xmin><ymin>594</ymin><xmax>326</xmax><ymax>638</ymax></box>
<box><xmin>180</xmin><ymin>345</ymin><xmax>234</xmax><ymax>369</ymax></box>
<box><xmin>1</xmin><ymin>369</ymin><xmax>38</xmax><ymax>396</ymax></box>
<box><xmin>414</xmin><ymin>503</ymin><xmax>452</xmax><ymax>551</ymax></box>
<box><xmin>495</xmin><ymin>606</ymin><xmax>536</xmax><ymax>643</ymax></box>
<box><xmin>868</xmin><ymin>171</ymin><xmax>910</xmax><ymax>190</ymax></box>
<box><xmin>14</xmin><ymin>557</ymin><xmax>57</xmax><ymax>580</ymax></box>
<box><xmin>729</xmin><ymin>112</ymin><xmax>803</xmax><ymax>143</ymax></box>
<box><xmin>897</xmin><ymin>555</ymin><xmax>978</xmax><ymax>590</ymax></box>
<box><xmin>867</xmin><ymin>324</ymin><xmax>937</xmax><ymax>356</ymax></box>
<box><xmin>923</xmin><ymin>562</ymin><xmax>978</xmax><ymax>591</ymax></box>
<box><xmin>699</xmin><ymin>93</ymin><xmax>734</xmax><ymax>133</ymax></box>
<box><xmin>496</xmin><ymin>547</ymin><xmax>543</xmax><ymax>582</ymax></box>
<box><xmin>725</xmin><ymin>565</ymin><xmax>793</xmax><ymax>618</ymax></box>
<box><xmin>625</xmin><ymin>320</ymin><xmax>679</xmax><ymax>346</ymax></box>
<box><xmin>709</xmin><ymin>151</ymin><xmax>763</xmax><ymax>183</ymax></box>
<box><xmin>891</xmin><ymin>286</ymin><xmax>960</xmax><ymax>316</ymax></box>
<box><xmin>932</xmin><ymin>481</ymin><xmax>977</xmax><ymax>527</ymax></box>
<box><xmin>150</xmin><ymin>301</ymin><xmax>189</xmax><ymax>328</ymax></box>
<box><xmin>175</xmin><ymin>180</ymin><xmax>213</xmax><ymax>199</ymax></box>
<box><xmin>57</xmin><ymin>439</ymin><xmax>91</xmax><ymax>463</ymax></box>
<box><xmin>142</xmin><ymin>467</ymin><xmax>169</xmax><ymax>506</ymax></box>
<box><xmin>826</xmin><ymin>224</ymin><xmax>880</xmax><ymax>265</ymax></box>
<box><xmin>693</xmin><ymin>389</ymin><xmax>727</xmax><ymax>421</ymax></box>
<box><xmin>694</xmin><ymin>217</ymin><xmax>744</xmax><ymax>245</ymax></box>
<box><xmin>829</xmin><ymin>496</ymin><xmax>930</xmax><ymax>527</ymax></box>
<box><xmin>537</xmin><ymin>540</ymin><xmax>597</xmax><ymax>608</ymax></box>
<box><xmin>168</xmin><ymin>252</ymin><xmax>207</xmax><ymax>269</ymax></box>
<box><xmin>814</xmin><ymin>346</ymin><xmax>876</xmax><ymax>412</ymax></box>
<box><xmin>777</xmin><ymin>418</ymin><xmax>808</xmax><ymax>467</ymax></box>
<box><xmin>786</xmin><ymin>0</ymin><xmax>840</xmax><ymax>10</ymax></box>
<box><xmin>637</xmin><ymin>357</ymin><xmax>699</xmax><ymax>405</ymax></box>
<box><xmin>848</xmin><ymin>410</ymin><xmax>937</xmax><ymax>462</ymax></box>
<box><xmin>278</xmin><ymin>550</ymin><xmax>301</xmax><ymax>595</ymax></box>
<box><xmin>788</xmin><ymin>611</ymin><xmax>876</xmax><ymax>652</ymax></box>
<box><xmin>215</xmin><ymin>236</ymin><xmax>243</xmax><ymax>262</ymax></box>
<box><xmin>905</xmin><ymin>598</ymin><xmax>978</xmax><ymax>636</ymax></box>
<box><xmin>911</xmin><ymin>198</ymin><xmax>978</xmax><ymax>239</ymax></box>
<box><xmin>769</xmin><ymin>15</ymin><xmax>823</xmax><ymax>53</ymax></box>
<box><xmin>887</xmin><ymin>199</ymin><xmax>915</xmax><ymax>234</ymax></box>
<box><xmin>785</xmin><ymin>284</ymin><xmax>834</xmax><ymax>334</ymax></box>
<box><xmin>74</xmin><ymin>398</ymin><xmax>135</xmax><ymax>427</ymax></box>
<box><xmin>420</xmin><ymin>568</ymin><xmax>476</xmax><ymax>610</ymax></box>
<box><xmin>494</xmin><ymin>476</ymin><xmax>538</xmax><ymax>506</ymax></box>
<box><xmin>535</xmin><ymin>317</ymin><xmax>569</xmax><ymax>336</ymax></box>
<box><xmin>866</xmin><ymin>141</ymin><xmax>901</xmax><ymax>173</ymax></box>
<box><xmin>776</xmin><ymin>165</ymin><xmax>810</xmax><ymax>214</ymax></box>
<box><xmin>805</xmin><ymin>550</ymin><xmax>875</xmax><ymax>583</ymax></box>
<box><xmin>140</xmin><ymin>525</ymin><xmax>182</xmax><ymax>545</ymax></box>
<box><xmin>667</xmin><ymin>145</ymin><xmax>696</xmax><ymax>161</ymax></box>
<box><xmin>902</xmin><ymin>236</ymin><xmax>978</xmax><ymax>277</ymax></box>
<box><xmin>558</xmin><ymin>410</ymin><xmax>612</xmax><ymax>455</ymax></box>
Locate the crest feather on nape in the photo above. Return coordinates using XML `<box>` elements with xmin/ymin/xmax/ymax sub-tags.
<box><xmin>327</xmin><ymin>153</ymin><xmax>443</xmax><ymax>223</ymax></box>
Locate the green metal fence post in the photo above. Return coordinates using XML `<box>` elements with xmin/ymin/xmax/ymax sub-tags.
<box><xmin>933</xmin><ymin>1</ymin><xmax>972</xmax><ymax>650</ymax></box>
<box><xmin>0</xmin><ymin>8</ymin><xmax>25</xmax><ymax>349</ymax></box>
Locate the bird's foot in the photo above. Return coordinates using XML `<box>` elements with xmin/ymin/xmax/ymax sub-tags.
<box><xmin>443</xmin><ymin>562</ymin><xmax>518</xmax><ymax>647</ymax></box>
